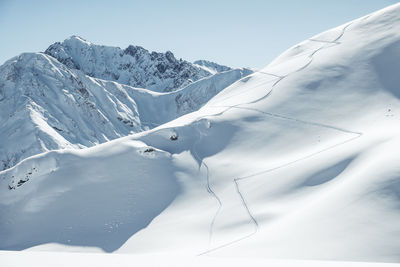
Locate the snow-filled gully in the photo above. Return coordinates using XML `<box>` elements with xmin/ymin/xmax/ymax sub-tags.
<box><xmin>196</xmin><ymin>21</ymin><xmax>363</xmax><ymax>256</ymax></box>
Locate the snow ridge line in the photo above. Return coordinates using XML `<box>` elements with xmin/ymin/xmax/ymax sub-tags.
<box><xmin>197</xmin><ymin>21</ymin><xmax>358</xmax><ymax>256</ymax></box>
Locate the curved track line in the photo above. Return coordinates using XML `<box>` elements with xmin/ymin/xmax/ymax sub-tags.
<box><xmin>197</xmin><ymin>21</ymin><xmax>358</xmax><ymax>256</ymax></box>
<box><xmin>333</xmin><ymin>23</ymin><xmax>353</xmax><ymax>43</ymax></box>
<box><xmin>253</xmin><ymin>71</ymin><xmax>283</xmax><ymax>78</ymax></box>
<box><xmin>233</xmin><ymin>178</ymin><xmax>259</xmax><ymax>229</ymax></box>
<box><xmin>309</xmin><ymin>39</ymin><xmax>340</xmax><ymax>44</ymax></box>
<box><xmin>225</xmin><ymin>106</ymin><xmax>362</xmax><ymax>135</ymax></box>
<box><xmin>192</xmin><ymin>127</ymin><xmax>222</xmax><ymax>246</ymax></box>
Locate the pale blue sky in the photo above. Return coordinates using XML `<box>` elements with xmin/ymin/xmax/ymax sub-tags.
<box><xmin>0</xmin><ymin>0</ymin><xmax>397</xmax><ymax>68</ymax></box>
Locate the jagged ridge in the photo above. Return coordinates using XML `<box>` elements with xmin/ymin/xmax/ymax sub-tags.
<box><xmin>45</xmin><ymin>36</ymin><xmax>231</xmax><ymax>92</ymax></box>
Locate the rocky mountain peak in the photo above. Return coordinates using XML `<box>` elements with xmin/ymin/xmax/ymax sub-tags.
<box><xmin>44</xmin><ymin>37</ymin><xmax>233</xmax><ymax>92</ymax></box>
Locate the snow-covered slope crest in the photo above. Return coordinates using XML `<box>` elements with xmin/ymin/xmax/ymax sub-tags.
<box><xmin>45</xmin><ymin>36</ymin><xmax>231</xmax><ymax>92</ymax></box>
<box><xmin>1</xmin><ymin>3</ymin><xmax>400</xmax><ymax>264</ymax></box>
<box><xmin>0</xmin><ymin>51</ymin><xmax>250</xmax><ymax>171</ymax></box>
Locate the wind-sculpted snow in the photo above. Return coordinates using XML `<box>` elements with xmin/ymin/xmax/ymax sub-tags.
<box><xmin>1</xmin><ymin>3</ymin><xmax>400</xmax><ymax>265</ymax></box>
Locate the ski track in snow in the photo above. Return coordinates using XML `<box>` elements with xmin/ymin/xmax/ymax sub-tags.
<box><xmin>192</xmin><ymin>127</ymin><xmax>223</xmax><ymax>247</ymax></box>
<box><xmin>197</xmin><ymin>21</ymin><xmax>363</xmax><ymax>256</ymax></box>
<box><xmin>215</xmin><ymin>21</ymin><xmax>355</xmax><ymax>107</ymax></box>
<box><xmin>309</xmin><ymin>39</ymin><xmax>340</xmax><ymax>44</ymax></box>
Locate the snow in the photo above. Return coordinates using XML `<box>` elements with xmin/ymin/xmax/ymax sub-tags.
<box><xmin>1</xmin><ymin>251</ymin><xmax>399</xmax><ymax>267</ymax></box>
<box><xmin>0</xmin><ymin>50</ymin><xmax>250</xmax><ymax>170</ymax></box>
<box><xmin>1</xmin><ymin>2</ymin><xmax>400</xmax><ymax>266</ymax></box>
<box><xmin>0</xmin><ymin>140</ymin><xmax>180</xmax><ymax>252</ymax></box>
<box><xmin>44</xmin><ymin>36</ymin><xmax>234</xmax><ymax>92</ymax></box>
<box><xmin>193</xmin><ymin>59</ymin><xmax>232</xmax><ymax>74</ymax></box>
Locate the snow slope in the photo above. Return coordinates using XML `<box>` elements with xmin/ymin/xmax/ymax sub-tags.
<box><xmin>0</xmin><ymin>47</ymin><xmax>251</xmax><ymax>170</ymax></box>
<box><xmin>1</xmin><ymin>3</ymin><xmax>400</xmax><ymax>265</ymax></box>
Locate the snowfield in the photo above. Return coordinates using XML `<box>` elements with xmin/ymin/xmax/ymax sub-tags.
<box><xmin>1</xmin><ymin>3</ymin><xmax>400</xmax><ymax>267</ymax></box>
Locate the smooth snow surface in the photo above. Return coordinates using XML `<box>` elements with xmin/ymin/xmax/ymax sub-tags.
<box><xmin>1</xmin><ymin>3</ymin><xmax>400</xmax><ymax>265</ymax></box>
<box><xmin>1</xmin><ymin>251</ymin><xmax>400</xmax><ymax>267</ymax></box>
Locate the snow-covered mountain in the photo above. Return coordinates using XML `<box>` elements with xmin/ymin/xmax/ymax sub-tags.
<box><xmin>45</xmin><ymin>36</ymin><xmax>229</xmax><ymax>92</ymax></box>
<box><xmin>193</xmin><ymin>60</ymin><xmax>232</xmax><ymax>74</ymax></box>
<box><xmin>0</xmin><ymin>40</ymin><xmax>251</xmax><ymax>170</ymax></box>
<box><xmin>1</xmin><ymin>3</ymin><xmax>400</xmax><ymax>266</ymax></box>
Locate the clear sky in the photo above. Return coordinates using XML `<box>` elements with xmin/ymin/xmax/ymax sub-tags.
<box><xmin>0</xmin><ymin>0</ymin><xmax>398</xmax><ymax>68</ymax></box>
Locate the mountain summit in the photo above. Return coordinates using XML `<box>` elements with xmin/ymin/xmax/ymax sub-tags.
<box><xmin>44</xmin><ymin>36</ymin><xmax>231</xmax><ymax>92</ymax></box>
